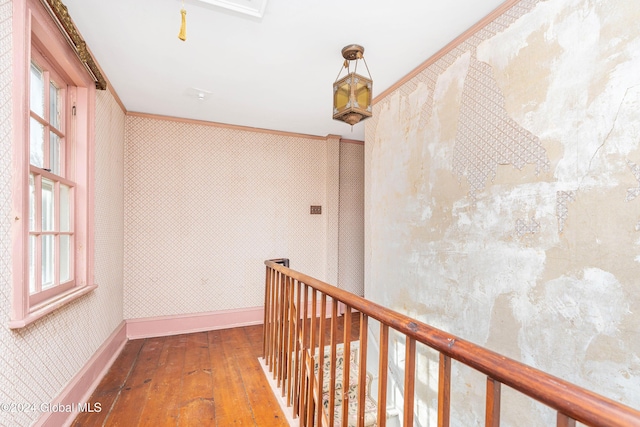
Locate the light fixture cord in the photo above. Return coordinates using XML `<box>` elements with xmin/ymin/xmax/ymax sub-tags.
<box><xmin>362</xmin><ymin>56</ymin><xmax>373</xmax><ymax>79</ymax></box>
<box><xmin>334</xmin><ymin>62</ymin><xmax>345</xmax><ymax>82</ymax></box>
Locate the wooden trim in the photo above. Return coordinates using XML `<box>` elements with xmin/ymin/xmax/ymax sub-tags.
<box><xmin>373</xmin><ymin>0</ymin><xmax>521</xmax><ymax>104</ymax></box>
<box><xmin>33</xmin><ymin>321</ymin><xmax>127</xmax><ymax>427</ymax></box>
<box><xmin>125</xmin><ymin>306</ymin><xmax>264</xmax><ymax>339</ymax></box>
<box><xmin>126</xmin><ymin>111</ymin><xmax>332</xmax><ymax>141</ymax></box>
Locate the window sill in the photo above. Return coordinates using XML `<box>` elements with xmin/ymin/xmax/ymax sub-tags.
<box><xmin>8</xmin><ymin>284</ymin><xmax>98</xmax><ymax>329</ymax></box>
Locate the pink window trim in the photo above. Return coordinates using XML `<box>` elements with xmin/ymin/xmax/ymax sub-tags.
<box><xmin>10</xmin><ymin>0</ymin><xmax>96</xmax><ymax>328</ymax></box>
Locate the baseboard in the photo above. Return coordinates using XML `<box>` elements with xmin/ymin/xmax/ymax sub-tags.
<box><xmin>34</xmin><ymin>321</ymin><xmax>127</xmax><ymax>427</ymax></box>
<box><xmin>125</xmin><ymin>306</ymin><xmax>264</xmax><ymax>339</ymax></box>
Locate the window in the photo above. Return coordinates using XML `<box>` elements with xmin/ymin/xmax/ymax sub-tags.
<box><xmin>28</xmin><ymin>54</ymin><xmax>75</xmax><ymax>305</ymax></box>
<box><xmin>10</xmin><ymin>0</ymin><xmax>97</xmax><ymax>328</ymax></box>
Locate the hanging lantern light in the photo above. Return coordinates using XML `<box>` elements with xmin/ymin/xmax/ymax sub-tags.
<box><xmin>333</xmin><ymin>44</ymin><xmax>373</xmax><ymax>126</ymax></box>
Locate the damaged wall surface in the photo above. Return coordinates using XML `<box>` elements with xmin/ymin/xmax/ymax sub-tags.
<box><xmin>365</xmin><ymin>0</ymin><xmax>640</xmax><ymax>424</ymax></box>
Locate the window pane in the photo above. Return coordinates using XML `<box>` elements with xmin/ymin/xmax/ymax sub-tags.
<box><xmin>30</xmin><ymin>62</ymin><xmax>44</xmax><ymax>117</ymax></box>
<box><xmin>29</xmin><ymin>174</ymin><xmax>36</xmax><ymax>231</ymax></box>
<box><xmin>50</xmin><ymin>81</ymin><xmax>60</xmax><ymax>130</ymax></box>
<box><xmin>60</xmin><ymin>184</ymin><xmax>70</xmax><ymax>232</ymax></box>
<box><xmin>60</xmin><ymin>235</ymin><xmax>70</xmax><ymax>283</ymax></box>
<box><xmin>50</xmin><ymin>132</ymin><xmax>60</xmax><ymax>175</ymax></box>
<box><xmin>42</xmin><ymin>178</ymin><xmax>54</xmax><ymax>232</ymax></box>
<box><xmin>42</xmin><ymin>235</ymin><xmax>54</xmax><ymax>289</ymax></box>
<box><xmin>30</xmin><ymin>118</ymin><xmax>44</xmax><ymax>168</ymax></box>
<box><xmin>29</xmin><ymin>235</ymin><xmax>36</xmax><ymax>294</ymax></box>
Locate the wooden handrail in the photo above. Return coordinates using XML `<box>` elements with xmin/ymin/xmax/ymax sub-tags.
<box><xmin>263</xmin><ymin>260</ymin><xmax>640</xmax><ymax>427</ymax></box>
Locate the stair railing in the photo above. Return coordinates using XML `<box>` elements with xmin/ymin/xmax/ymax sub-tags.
<box><xmin>262</xmin><ymin>259</ymin><xmax>640</xmax><ymax>427</ymax></box>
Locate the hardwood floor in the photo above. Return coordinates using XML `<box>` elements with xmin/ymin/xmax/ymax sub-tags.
<box><xmin>72</xmin><ymin>325</ymin><xmax>288</xmax><ymax>427</ymax></box>
<box><xmin>73</xmin><ymin>315</ymin><xmax>361</xmax><ymax>427</ymax></box>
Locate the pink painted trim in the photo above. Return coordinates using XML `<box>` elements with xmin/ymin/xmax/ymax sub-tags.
<box><xmin>11</xmin><ymin>0</ymin><xmax>29</xmax><ymax>322</ymax></box>
<box><xmin>8</xmin><ymin>284</ymin><xmax>97</xmax><ymax>329</ymax></box>
<box><xmin>126</xmin><ymin>306</ymin><xmax>265</xmax><ymax>339</ymax></box>
<box><xmin>10</xmin><ymin>0</ymin><xmax>97</xmax><ymax>326</ymax></box>
<box><xmin>33</xmin><ymin>321</ymin><xmax>127</xmax><ymax>427</ymax></box>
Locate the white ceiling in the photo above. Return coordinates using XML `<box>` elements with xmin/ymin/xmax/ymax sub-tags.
<box><xmin>63</xmin><ymin>0</ymin><xmax>507</xmax><ymax>140</ymax></box>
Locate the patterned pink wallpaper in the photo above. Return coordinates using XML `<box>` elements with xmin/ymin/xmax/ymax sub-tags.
<box><xmin>0</xmin><ymin>1</ymin><xmax>15</xmax><ymax>425</ymax></box>
<box><xmin>339</xmin><ymin>142</ymin><xmax>364</xmax><ymax>295</ymax></box>
<box><xmin>124</xmin><ymin>116</ymin><xmax>337</xmax><ymax>318</ymax></box>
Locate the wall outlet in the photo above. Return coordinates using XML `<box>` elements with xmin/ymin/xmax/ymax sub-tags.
<box><xmin>310</xmin><ymin>205</ymin><xmax>322</xmax><ymax>214</ymax></box>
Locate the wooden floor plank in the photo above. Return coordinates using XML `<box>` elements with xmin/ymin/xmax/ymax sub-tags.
<box><xmin>137</xmin><ymin>334</ymin><xmax>187</xmax><ymax>426</ymax></box>
<box><xmin>71</xmin><ymin>339</ymin><xmax>145</xmax><ymax>427</ymax></box>
<box><xmin>103</xmin><ymin>337</ymin><xmax>166</xmax><ymax>426</ymax></box>
<box><xmin>208</xmin><ymin>329</ymin><xmax>256</xmax><ymax>426</ymax></box>
<box><xmin>230</xmin><ymin>328</ymin><xmax>290</xmax><ymax>426</ymax></box>
<box><xmin>177</xmin><ymin>332</ymin><xmax>215</xmax><ymax>426</ymax></box>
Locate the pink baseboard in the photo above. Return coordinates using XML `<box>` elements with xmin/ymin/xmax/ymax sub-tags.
<box><xmin>34</xmin><ymin>321</ymin><xmax>127</xmax><ymax>427</ymax></box>
<box><xmin>125</xmin><ymin>306</ymin><xmax>265</xmax><ymax>339</ymax></box>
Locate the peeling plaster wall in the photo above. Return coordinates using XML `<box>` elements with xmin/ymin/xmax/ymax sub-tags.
<box><xmin>365</xmin><ymin>0</ymin><xmax>640</xmax><ymax>424</ymax></box>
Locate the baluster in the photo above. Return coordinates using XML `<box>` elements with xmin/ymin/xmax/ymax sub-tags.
<box><xmin>357</xmin><ymin>313</ymin><xmax>369</xmax><ymax>427</ymax></box>
<box><xmin>269</xmin><ymin>268</ymin><xmax>277</xmax><ymax>372</ymax></box>
<box><xmin>404</xmin><ymin>337</ymin><xmax>416</xmax><ymax>427</ymax></box>
<box><xmin>316</xmin><ymin>293</ymin><xmax>327</xmax><ymax>427</ymax></box>
<box><xmin>486</xmin><ymin>377</ymin><xmax>501</xmax><ymax>427</ymax></box>
<box><xmin>263</xmin><ymin>266</ymin><xmax>270</xmax><ymax>359</ymax></box>
<box><xmin>287</xmin><ymin>276</ymin><xmax>296</xmax><ymax>405</ymax></box>
<box><xmin>298</xmin><ymin>284</ymin><xmax>309</xmax><ymax>421</ymax></box>
<box><xmin>300</xmin><ymin>359</ymin><xmax>308</xmax><ymax>427</ymax></box>
<box><xmin>292</xmin><ymin>279</ymin><xmax>302</xmax><ymax>416</ymax></box>
<box><xmin>377</xmin><ymin>324</ymin><xmax>389</xmax><ymax>427</ymax></box>
<box><xmin>438</xmin><ymin>354</ymin><xmax>451</xmax><ymax>427</ymax></box>
<box><xmin>306</xmin><ymin>289</ymin><xmax>318</xmax><ymax>427</ymax></box>
<box><xmin>557</xmin><ymin>413</ymin><xmax>576</xmax><ymax>427</ymax></box>
<box><xmin>276</xmin><ymin>270</ymin><xmax>284</xmax><ymax>383</ymax></box>
<box><xmin>281</xmin><ymin>274</ymin><xmax>290</xmax><ymax>395</ymax></box>
<box><xmin>328</xmin><ymin>298</ymin><xmax>339</xmax><ymax>427</ymax></box>
<box><xmin>341</xmin><ymin>306</ymin><xmax>353</xmax><ymax>427</ymax></box>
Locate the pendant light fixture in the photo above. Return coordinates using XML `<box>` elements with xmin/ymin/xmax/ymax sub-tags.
<box><xmin>333</xmin><ymin>44</ymin><xmax>373</xmax><ymax>126</ymax></box>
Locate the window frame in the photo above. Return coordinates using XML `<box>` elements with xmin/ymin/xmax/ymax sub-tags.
<box><xmin>10</xmin><ymin>0</ymin><xmax>97</xmax><ymax>328</ymax></box>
